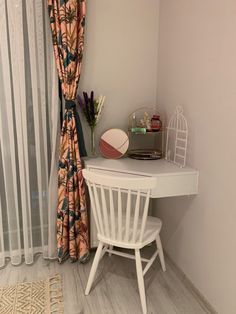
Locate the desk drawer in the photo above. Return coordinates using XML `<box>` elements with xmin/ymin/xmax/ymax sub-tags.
<box><xmin>87</xmin><ymin>166</ymin><xmax>151</xmax><ymax>197</ymax></box>
<box><xmin>86</xmin><ymin>166</ymin><xmax>198</xmax><ymax>198</ymax></box>
<box><xmin>87</xmin><ymin>167</ymin><xmax>149</xmax><ymax>179</ymax></box>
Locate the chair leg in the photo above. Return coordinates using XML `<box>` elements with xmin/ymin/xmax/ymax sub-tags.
<box><xmin>135</xmin><ymin>249</ymin><xmax>147</xmax><ymax>314</ymax></box>
<box><xmin>85</xmin><ymin>241</ymin><xmax>104</xmax><ymax>295</ymax></box>
<box><xmin>156</xmin><ymin>234</ymin><xmax>166</xmax><ymax>272</ymax></box>
<box><xmin>109</xmin><ymin>245</ymin><xmax>113</xmax><ymax>257</ymax></box>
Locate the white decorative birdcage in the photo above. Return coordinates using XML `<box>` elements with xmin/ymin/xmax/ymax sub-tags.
<box><xmin>165</xmin><ymin>106</ymin><xmax>188</xmax><ymax>168</ymax></box>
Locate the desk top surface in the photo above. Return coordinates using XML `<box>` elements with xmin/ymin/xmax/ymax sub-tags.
<box><xmin>84</xmin><ymin>157</ymin><xmax>198</xmax><ymax>177</ymax></box>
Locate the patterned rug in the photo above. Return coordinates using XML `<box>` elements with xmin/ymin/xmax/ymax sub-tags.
<box><xmin>0</xmin><ymin>274</ymin><xmax>64</xmax><ymax>313</ymax></box>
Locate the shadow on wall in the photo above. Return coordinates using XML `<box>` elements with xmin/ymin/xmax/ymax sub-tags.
<box><xmin>154</xmin><ymin>196</ymin><xmax>196</xmax><ymax>246</ymax></box>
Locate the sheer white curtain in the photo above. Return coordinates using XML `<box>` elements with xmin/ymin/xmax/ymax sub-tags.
<box><xmin>0</xmin><ymin>0</ymin><xmax>59</xmax><ymax>266</ymax></box>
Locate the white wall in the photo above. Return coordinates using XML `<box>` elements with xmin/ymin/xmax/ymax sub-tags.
<box><xmin>156</xmin><ymin>1</ymin><xmax>236</xmax><ymax>313</ymax></box>
<box><xmin>79</xmin><ymin>1</ymin><xmax>236</xmax><ymax>312</ymax></box>
<box><xmin>79</xmin><ymin>0</ymin><xmax>160</xmax><ymax>154</ymax></box>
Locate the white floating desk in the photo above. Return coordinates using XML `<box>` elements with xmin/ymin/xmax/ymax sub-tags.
<box><xmin>84</xmin><ymin>157</ymin><xmax>199</xmax><ymax>198</ymax></box>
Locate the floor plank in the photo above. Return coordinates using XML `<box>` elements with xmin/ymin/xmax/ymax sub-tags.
<box><xmin>0</xmin><ymin>246</ymin><xmax>213</xmax><ymax>314</ymax></box>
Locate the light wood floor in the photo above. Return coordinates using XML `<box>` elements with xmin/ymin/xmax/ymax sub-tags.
<box><xmin>0</xmin><ymin>246</ymin><xmax>213</xmax><ymax>314</ymax></box>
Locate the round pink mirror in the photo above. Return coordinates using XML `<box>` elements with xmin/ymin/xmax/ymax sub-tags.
<box><xmin>99</xmin><ymin>128</ymin><xmax>129</xmax><ymax>159</ymax></box>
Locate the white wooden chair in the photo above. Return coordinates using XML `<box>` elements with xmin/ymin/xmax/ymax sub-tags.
<box><xmin>83</xmin><ymin>169</ymin><xmax>166</xmax><ymax>314</ymax></box>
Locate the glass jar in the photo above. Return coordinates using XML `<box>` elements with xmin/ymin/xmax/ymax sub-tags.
<box><xmin>151</xmin><ymin>115</ymin><xmax>162</xmax><ymax>132</ymax></box>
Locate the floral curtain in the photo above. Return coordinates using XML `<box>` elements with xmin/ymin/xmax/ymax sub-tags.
<box><xmin>48</xmin><ymin>0</ymin><xmax>89</xmax><ymax>263</ymax></box>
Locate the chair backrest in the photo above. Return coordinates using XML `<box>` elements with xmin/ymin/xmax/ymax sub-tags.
<box><xmin>83</xmin><ymin>169</ymin><xmax>156</xmax><ymax>245</ymax></box>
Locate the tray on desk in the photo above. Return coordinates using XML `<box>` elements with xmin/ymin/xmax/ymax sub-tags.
<box><xmin>128</xmin><ymin>149</ymin><xmax>162</xmax><ymax>160</ymax></box>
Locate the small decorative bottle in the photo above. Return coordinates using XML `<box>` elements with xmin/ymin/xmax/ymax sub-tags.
<box><xmin>151</xmin><ymin>115</ymin><xmax>162</xmax><ymax>132</ymax></box>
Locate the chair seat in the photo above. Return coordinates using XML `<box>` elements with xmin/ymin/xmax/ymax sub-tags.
<box><xmin>98</xmin><ymin>216</ymin><xmax>162</xmax><ymax>249</ymax></box>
